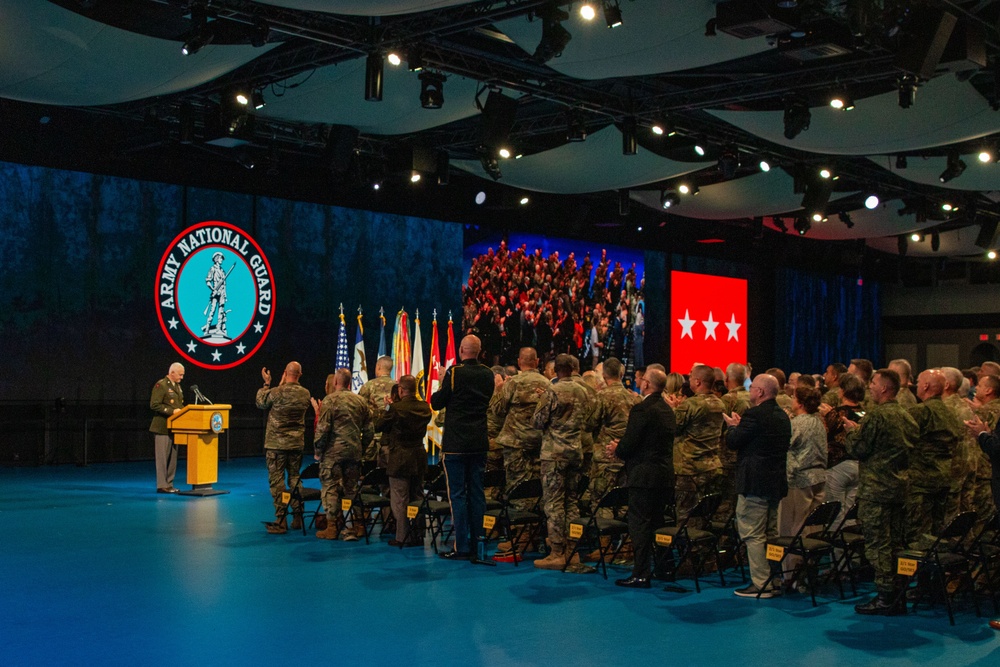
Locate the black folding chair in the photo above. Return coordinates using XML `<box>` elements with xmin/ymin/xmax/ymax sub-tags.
<box><xmin>288</xmin><ymin>462</ymin><xmax>323</xmax><ymax>535</ymax></box>
<box><xmin>810</xmin><ymin>502</ymin><xmax>866</xmax><ymax>596</ymax></box>
<box><xmin>708</xmin><ymin>506</ymin><xmax>747</xmax><ymax>584</ymax></box>
<box><xmin>565</xmin><ymin>486</ymin><xmax>630</xmax><ymax>579</ymax></box>
<box><xmin>654</xmin><ymin>493</ymin><xmax>724</xmax><ymax>592</ymax></box>
<box><xmin>759</xmin><ymin>500</ymin><xmax>843</xmax><ymax>606</ymax></box>
<box><xmin>968</xmin><ymin>512</ymin><xmax>1000</xmax><ymax>616</ymax></box>
<box><xmin>483</xmin><ymin>478</ymin><xmax>544</xmax><ymax>567</ymax></box>
<box><xmin>352</xmin><ymin>467</ymin><xmax>393</xmax><ymax>544</ymax></box>
<box><xmin>401</xmin><ymin>467</ymin><xmax>452</xmax><ymax>552</ymax></box>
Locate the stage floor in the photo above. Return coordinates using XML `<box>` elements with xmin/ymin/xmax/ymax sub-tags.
<box><xmin>2</xmin><ymin>458</ymin><xmax>997</xmax><ymax>666</ymax></box>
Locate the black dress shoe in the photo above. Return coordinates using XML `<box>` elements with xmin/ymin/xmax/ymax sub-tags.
<box><xmin>439</xmin><ymin>550</ymin><xmax>471</xmax><ymax>561</ymax></box>
<box><xmin>156</xmin><ymin>487</ymin><xmax>179</xmax><ymax>494</ymax></box>
<box><xmin>615</xmin><ymin>576</ymin><xmax>651</xmax><ymax>589</ymax></box>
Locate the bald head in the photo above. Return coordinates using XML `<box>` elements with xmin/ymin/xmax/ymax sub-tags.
<box><xmin>750</xmin><ymin>374</ymin><xmax>780</xmax><ymax>405</ymax></box>
<box><xmin>284</xmin><ymin>361</ymin><xmax>302</xmax><ymax>381</ymax></box>
<box><xmin>643</xmin><ymin>368</ymin><xmax>667</xmax><ymax>394</ymax></box>
<box><xmin>517</xmin><ymin>347</ymin><xmax>538</xmax><ymax>370</ymax></box>
<box><xmin>916</xmin><ymin>369</ymin><xmax>945</xmax><ymax>401</ymax></box>
<box><xmin>460</xmin><ymin>335</ymin><xmax>481</xmax><ymax>361</ymax></box>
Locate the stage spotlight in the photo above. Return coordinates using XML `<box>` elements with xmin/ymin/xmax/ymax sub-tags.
<box><xmin>603</xmin><ymin>1</ymin><xmax>623</xmax><ymax>28</ymax></box>
<box><xmin>896</xmin><ymin>155</ymin><xmax>908</xmax><ymax>169</ymax></box>
<box><xmin>939</xmin><ymin>152</ymin><xmax>966</xmax><ymax>183</ymax></box>
<box><xmin>475</xmin><ymin>191</ymin><xmax>487</xmax><ymax>205</ymax></box>
<box><xmin>533</xmin><ymin>6</ymin><xmax>572</xmax><ymax>63</ymax></box>
<box><xmin>251</xmin><ymin>90</ymin><xmax>266</xmax><ymax>110</ymax></box>
<box><xmin>407</xmin><ymin>48</ymin><xmax>424</xmax><ymax>71</ymax></box>
<box><xmin>694</xmin><ymin>141</ymin><xmax>706</xmax><ymax>157</ymax></box>
<box><xmin>478</xmin><ymin>89</ymin><xmax>517</xmax><ymax>161</ymax></box>
<box><xmin>181</xmin><ymin>8</ymin><xmax>214</xmax><ymax>55</ymax></box>
<box><xmin>387</xmin><ymin>52</ymin><xmax>402</xmax><ymax>66</ymax></box>
<box><xmin>819</xmin><ymin>168</ymin><xmax>832</xmax><ymax>179</ymax></box>
<box><xmin>829</xmin><ymin>91</ymin><xmax>855</xmax><ymax>111</ymax></box>
<box><xmin>838</xmin><ymin>212</ymin><xmax>854</xmax><ymax>228</ymax></box>
<box><xmin>978</xmin><ymin>149</ymin><xmax>993</xmax><ymax>164</ymax></box>
<box><xmin>419</xmin><ymin>71</ymin><xmax>445</xmax><ymax>109</ymax></box>
<box><xmin>910</xmin><ymin>232</ymin><xmax>921</xmax><ymax>242</ymax></box>
<box><xmin>580</xmin><ymin>3</ymin><xmax>596</xmax><ymax>20</ymax></box>
<box><xmin>811</xmin><ymin>212</ymin><xmax>825</xmax><ymax>223</ymax></box>
<box><xmin>519</xmin><ymin>195</ymin><xmax>530</xmax><ymax>205</ymax></box>
<box><xmin>865</xmin><ymin>194</ymin><xmax>879</xmax><ymax>209</ymax></box>
<box><xmin>717</xmin><ymin>146</ymin><xmax>739</xmax><ymax>179</ymax></box>
<box><xmin>989</xmin><ymin>250</ymin><xmax>997</xmax><ymax>260</ymax></box>
<box><xmin>660</xmin><ymin>190</ymin><xmax>680</xmax><ymax>209</ymax></box>
<box><xmin>498</xmin><ymin>147</ymin><xmax>512</xmax><ymax>159</ymax></box>
<box><xmin>250</xmin><ymin>18</ymin><xmax>270</xmax><ymax>48</ymax></box>
<box><xmin>650</xmin><ymin>118</ymin><xmax>675</xmax><ymax>137</ymax></box>
<box><xmin>793</xmin><ymin>217</ymin><xmax>810</xmax><ymax>236</ymax></box>
<box><xmin>931</xmin><ymin>232</ymin><xmax>940</xmax><ymax>251</ymax></box>
<box><xmin>566</xmin><ymin>109</ymin><xmax>587</xmax><ymax>142</ymax></box>
<box><xmin>479</xmin><ymin>152</ymin><xmax>502</xmax><ymax>181</ymax></box>
<box><xmin>622</xmin><ymin>117</ymin><xmax>637</xmax><ymax>155</ymax></box>
<box><xmin>759</xmin><ymin>159</ymin><xmax>771</xmax><ymax>172</ymax></box>
<box><xmin>365</xmin><ymin>52</ymin><xmax>384</xmax><ymax>101</ymax></box>
<box><xmin>942</xmin><ymin>202</ymin><xmax>955</xmax><ymax>212</ymax></box>
<box><xmin>372</xmin><ymin>182</ymin><xmax>381</xmax><ymax>191</ymax></box>
<box><xmin>898</xmin><ymin>75</ymin><xmax>917</xmax><ymax>109</ymax></box>
<box><xmin>235</xmin><ymin>91</ymin><xmax>250</xmax><ymax>106</ymax></box>
<box><xmin>783</xmin><ymin>96</ymin><xmax>811</xmax><ymax>139</ymax></box>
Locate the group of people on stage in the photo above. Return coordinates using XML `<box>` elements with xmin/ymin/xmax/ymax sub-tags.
<box><xmin>149</xmin><ymin>348</ymin><xmax>1000</xmax><ymax>628</ymax></box>
<box><xmin>463</xmin><ymin>242</ymin><xmax>645</xmax><ymax>369</ymax></box>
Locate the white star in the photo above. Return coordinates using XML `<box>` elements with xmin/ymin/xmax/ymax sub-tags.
<box><xmin>167</xmin><ymin>317</ymin><xmax>179</xmax><ymax>330</ymax></box>
<box><xmin>703</xmin><ymin>311</ymin><xmax>719</xmax><ymax>341</ymax></box>
<box><xmin>726</xmin><ymin>314</ymin><xmax>741</xmax><ymax>342</ymax></box>
<box><xmin>211</xmin><ymin>350</ymin><xmax>222</xmax><ymax>362</ymax></box>
<box><xmin>678</xmin><ymin>309</ymin><xmax>695</xmax><ymax>339</ymax></box>
<box><xmin>186</xmin><ymin>340</ymin><xmax>197</xmax><ymax>353</ymax></box>
<box><xmin>236</xmin><ymin>342</ymin><xmax>246</xmax><ymax>355</ymax></box>
<box><xmin>253</xmin><ymin>321</ymin><xmax>263</xmax><ymax>334</ymax></box>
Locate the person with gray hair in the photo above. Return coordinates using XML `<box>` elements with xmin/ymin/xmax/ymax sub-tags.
<box><xmin>723</xmin><ymin>374</ymin><xmax>791</xmax><ymax>598</ymax></box>
<box><xmin>942</xmin><ymin>366</ymin><xmax>978</xmax><ymax>517</ymax></box>
<box><xmin>149</xmin><ymin>362</ymin><xmax>185</xmax><ymax>493</ymax></box>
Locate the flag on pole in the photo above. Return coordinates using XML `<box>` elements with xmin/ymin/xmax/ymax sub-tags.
<box><xmin>351</xmin><ymin>308</ymin><xmax>368</xmax><ymax>393</ymax></box>
<box><xmin>411</xmin><ymin>310</ymin><xmax>425</xmax><ymax>399</ymax></box>
<box><xmin>377</xmin><ymin>307</ymin><xmax>387</xmax><ymax>359</ymax></box>
<box><xmin>445</xmin><ymin>310</ymin><xmax>457</xmax><ymax>369</ymax></box>
<box><xmin>335</xmin><ymin>304</ymin><xmax>350</xmax><ymax>371</ymax></box>
<box><xmin>392</xmin><ymin>309</ymin><xmax>411</xmax><ymax>380</ymax></box>
<box><xmin>427</xmin><ymin>310</ymin><xmax>442</xmax><ymax>401</ymax></box>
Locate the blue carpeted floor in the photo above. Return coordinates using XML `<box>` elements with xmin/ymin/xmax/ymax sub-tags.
<box><xmin>2</xmin><ymin>458</ymin><xmax>998</xmax><ymax>666</ymax></box>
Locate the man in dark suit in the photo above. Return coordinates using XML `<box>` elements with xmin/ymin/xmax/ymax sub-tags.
<box><xmin>964</xmin><ymin>411</ymin><xmax>1000</xmax><ymax>630</ymax></box>
<box><xmin>723</xmin><ymin>373</ymin><xmax>791</xmax><ymax>598</ymax></box>
<box><xmin>431</xmin><ymin>335</ymin><xmax>495</xmax><ymax>561</ymax></box>
<box><xmin>608</xmin><ymin>368</ymin><xmax>676</xmax><ymax>588</ymax></box>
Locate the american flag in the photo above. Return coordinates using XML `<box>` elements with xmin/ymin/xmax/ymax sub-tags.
<box><xmin>336</xmin><ymin>308</ymin><xmax>350</xmax><ymax>371</ymax></box>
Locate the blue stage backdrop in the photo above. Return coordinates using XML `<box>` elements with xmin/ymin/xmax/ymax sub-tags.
<box><xmin>0</xmin><ymin>161</ymin><xmax>464</xmax><ymax>402</ymax></box>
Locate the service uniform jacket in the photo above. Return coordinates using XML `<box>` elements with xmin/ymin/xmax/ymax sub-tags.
<box><xmin>727</xmin><ymin>398</ymin><xmax>791</xmax><ymax>501</ymax></box>
<box><xmin>615</xmin><ymin>391</ymin><xmax>676</xmax><ymax>490</ymax></box>
<box><xmin>149</xmin><ymin>377</ymin><xmax>184</xmax><ymax>435</ymax></box>
<box><xmin>376</xmin><ymin>395</ymin><xmax>432</xmax><ymax>478</ymax></box>
<box><xmin>431</xmin><ymin>358</ymin><xmax>494</xmax><ymax>454</ymax></box>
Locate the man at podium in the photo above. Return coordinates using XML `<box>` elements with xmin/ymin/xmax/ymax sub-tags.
<box><xmin>149</xmin><ymin>362</ymin><xmax>185</xmax><ymax>493</ymax></box>
<box><xmin>256</xmin><ymin>362</ymin><xmax>312</xmax><ymax>533</ymax></box>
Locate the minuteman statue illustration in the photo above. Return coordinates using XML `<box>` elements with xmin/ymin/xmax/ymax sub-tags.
<box><xmin>202</xmin><ymin>251</ymin><xmax>234</xmax><ymax>338</ymax></box>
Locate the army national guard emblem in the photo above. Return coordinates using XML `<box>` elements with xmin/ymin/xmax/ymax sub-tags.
<box><xmin>156</xmin><ymin>221</ymin><xmax>275</xmax><ymax>370</ymax></box>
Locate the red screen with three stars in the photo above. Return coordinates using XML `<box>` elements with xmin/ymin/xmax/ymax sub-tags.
<box><xmin>670</xmin><ymin>270</ymin><xmax>747</xmax><ymax>374</ymax></box>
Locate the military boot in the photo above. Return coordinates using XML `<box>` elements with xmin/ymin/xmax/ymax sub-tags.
<box><xmin>290</xmin><ymin>513</ymin><xmax>304</xmax><ymax>531</ymax></box>
<box><xmin>855</xmin><ymin>592</ymin><xmax>906</xmax><ymax>616</ymax></box>
<box><xmin>585</xmin><ymin>536</ymin><xmax>612</xmax><ymax>562</ymax></box>
<box><xmin>534</xmin><ymin>543</ymin><xmax>568</xmax><ymax>570</ymax></box>
<box><xmin>316</xmin><ymin>516</ymin><xmax>339</xmax><ymax>540</ymax></box>
<box><xmin>266</xmin><ymin>517</ymin><xmax>287</xmax><ymax>534</ymax></box>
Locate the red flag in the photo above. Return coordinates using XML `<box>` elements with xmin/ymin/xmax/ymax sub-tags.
<box><xmin>445</xmin><ymin>314</ymin><xmax>457</xmax><ymax>369</ymax></box>
<box><xmin>427</xmin><ymin>315</ymin><xmax>442</xmax><ymax>402</ymax></box>
<box><xmin>670</xmin><ymin>270</ymin><xmax>747</xmax><ymax>374</ymax></box>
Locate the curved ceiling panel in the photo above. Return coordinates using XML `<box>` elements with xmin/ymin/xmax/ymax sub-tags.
<box><xmin>709</xmin><ymin>75</ymin><xmax>1000</xmax><ymax>156</ymax></box>
<box><xmin>0</xmin><ymin>2</ymin><xmax>275</xmax><ymax>106</ymax></box>
<box><xmin>759</xmin><ymin>199</ymin><xmax>944</xmax><ymax>240</ymax></box>
<box><xmin>257</xmin><ymin>59</ymin><xmax>482</xmax><ymax>134</ymax></box>
<box><xmin>866</xmin><ymin>155</ymin><xmax>1000</xmax><ymax>193</ymax></box>
<box><xmin>495</xmin><ymin>1</ymin><xmax>770</xmax><ymax>80</ymax></box>
<box><xmin>867</xmin><ymin>226</ymin><xmax>987</xmax><ymax>257</ymax></box>
<box><xmin>259</xmin><ymin>1</ymin><xmax>475</xmax><ymax>15</ymax></box>
<box><xmin>630</xmin><ymin>171</ymin><xmax>812</xmax><ymax>221</ymax></box>
<box><xmin>453</xmin><ymin>125</ymin><xmax>712</xmax><ymax>193</ymax></box>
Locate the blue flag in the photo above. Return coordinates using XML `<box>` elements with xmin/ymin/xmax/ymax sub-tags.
<box><xmin>336</xmin><ymin>312</ymin><xmax>350</xmax><ymax>371</ymax></box>
<box><xmin>377</xmin><ymin>308</ymin><xmax>387</xmax><ymax>358</ymax></box>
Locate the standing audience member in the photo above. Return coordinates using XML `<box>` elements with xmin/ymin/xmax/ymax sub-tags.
<box><xmin>431</xmin><ymin>335</ymin><xmax>495</xmax><ymax>561</ymax></box>
<box><xmin>589</xmin><ymin>357</ymin><xmax>641</xmax><ymax>527</ymax></box>
<box><xmin>723</xmin><ymin>374</ymin><xmax>791</xmax><ymax>599</ymax></box>
<box><xmin>720</xmin><ymin>363</ymin><xmax>752</xmax><ymax>519</ymax></box>
<box><xmin>358</xmin><ymin>356</ymin><xmax>395</xmax><ymax>464</ymax></box>
<box><xmin>820</xmin><ymin>373</ymin><xmax>865</xmax><ymax>527</ymax></box>
<box><xmin>941</xmin><ymin>367</ymin><xmax>978</xmax><ymax>517</ymax></box>
<box><xmin>667</xmin><ymin>365</ymin><xmax>725</xmax><ymax>520</ymax></box>
<box><xmin>973</xmin><ymin>374</ymin><xmax>1000</xmax><ymax>519</ymax></box>
<box><xmin>963</xmin><ymin>409</ymin><xmax>1000</xmax><ymax>631</ymax></box>
<box><xmin>256</xmin><ymin>362</ymin><xmax>312</xmax><ymax>534</ymax></box>
<box><xmin>890</xmin><ymin>359</ymin><xmax>917</xmax><ymax>408</ymax></box>
<box><xmin>607</xmin><ymin>368</ymin><xmax>675</xmax><ymax>588</ymax></box>
<box><xmin>375</xmin><ymin>375</ymin><xmax>432</xmax><ymax>548</ymax></box>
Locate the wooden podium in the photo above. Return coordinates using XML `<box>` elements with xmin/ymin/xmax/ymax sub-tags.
<box><xmin>167</xmin><ymin>404</ymin><xmax>231</xmax><ymax>496</ymax></box>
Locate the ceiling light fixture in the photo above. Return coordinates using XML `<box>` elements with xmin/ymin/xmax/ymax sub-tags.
<box><xmin>603</xmin><ymin>1</ymin><xmax>623</xmax><ymax>28</ymax></box>
<box><xmin>419</xmin><ymin>71</ymin><xmax>446</xmax><ymax>109</ymax></box>
<box><xmin>989</xmin><ymin>250</ymin><xmax>997</xmax><ymax>260</ymax></box>
<box><xmin>181</xmin><ymin>6</ymin><xmax>215</xmax><ymax>56</ymax></box>
<box><xmin>407</xmin><ymin>48</ymin><xmax>424</xmax><ymax>72</ymax></box>
<box><xmin>794</xmin><ymin>217</ymin><xmax>810</xmax><ymax>236</ymax></box>
<box><xmin>533</xmin><ymin>5</ymin><xmax>572</xmax><ymax>63</ymax></box>
<box><xmin>910</xmin><ymin>233</ymin><xmax>921</xmax><ymax>242</ymax></box>
<box><xmin>939</xmin><ymin>152</ymin><xmax>966</xmax><ymax>183</ymax></box>
<box><xmin>650</xmin><ymin>117</ymin><xmax>675</xmax><ymax>137</ymax></box>
<box><xmin>978</xmin><ymin>149</ymin><xmax>993</xmax><ymax>164</ymax></box>
<box><xmin>387</xmin><ymin>52</ymin><xmax>402</xmax><ymax>66</ymax></box>
<box><xmin>896</xmin><ymin>155</ymin><xmax>907</xmax><ymax>169</ymax></box>
<box><xmin>865</xmin><ymin>194</ymin><xmax>879</xmax><ymax>209</ymax></box>
<box><xmin>580</xmin><ymin>3</ymin><xmax>596</xmax><ymax>21</ymax></box>
<box><xmin>566</xmin><ymin>109</ymin><xmax>587</xmax><ymax>142</ymax></box>
<box><xmin>251</xmin><ymin>90</ymin><xmax>266</xmax><ymax>110</ymax></box>
<box><xmin>250</xmin><ymin>18</ymin><xmax>270</xmax><ymax>48</ymax></box>
<box><xmin>660</xmin><ymin>190</ymin><xmax>680</xmax><ymax>209</ymax></box>
<box><xmin>829</xmin><ymin>90</ymin><xmax>855</xmax><ymax>111</ymax></box>
<box><xmin>759</xmin><ymin>159</ymin><xmax>771</xmax><ymax>172</ymax></box>
<box><xmin>783</xmin><ymin>95</ymin><xmax>811</xmax><ymax>139</ymax></box>
<box><xmin>717</xmin><ymin>146</ymin><xmax>739</xmax><ymax>179</ymax></box>
<box><xmin>622</xmin><ymin>117</ymin><xmax>637</xmax><ymax>155</ymax></box>
<box><xmin>897</xmin><ymin>75</ymin><xmax>917</xmax><ymax>109</ymax></box>
<box><xmin>365</xmin><ymin>52</ymin><xmax>384</xmax><ymax>102</ymax></box>
<box><xmin>819</xmin><ymin>168</ymin><xmax>832</xmax><ymax>179</ymax></box>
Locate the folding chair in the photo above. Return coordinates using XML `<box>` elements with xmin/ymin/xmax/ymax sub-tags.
<box><xmin>483</xmin><ymin>478</ymin><xmax>544</xmax><ymax>567</ymax></box>
<box><xmin>482</xmin><ymin>468</ymin><xmax>506</xmax><ymax>514</ymax></box>
<box><xmin>811</xmin><ymin>502</ymin><xmax>866</xmax><ymax>596</ymax></box>
<box><xmin>654</xmin><ymin>493</ymin><xmax>724</xmax><ymax>592</ymax></box>
<box><xmin>708</xmin><ymin>506</ymin><xmax>747</xmax><ymax>584</ymax></box>
<box><xmin>759</xmin><ymin>500</ymin><xmax>843</xmax><ymax>606</ymax></box>
<box><xmin>353</xmin><ymin>467</ymin><xmax>393</xmax><ymax>544</ymax></box>
<box><xmin>401</xmin><ymin>467</ymin><xmax>452</xmax><ymax>552</ymax></box>
<box><xmin>564</xmin><ymin>486</ymin><xmax>630</xmax><ymax>579</ymax></box>
<box><xmin>896</xmin><ymin>511</ymin><xmax>979</xmax><ymax>625</ymax></box>
<box><xmin>288</xmin><ymin>462</ymin><xmax>323</xmax><ymax>535</ymax></box>
<box><xmin>968</xmin><ymin>512</ymin><xmax>1000</xmax><ymax>615</ymax></box>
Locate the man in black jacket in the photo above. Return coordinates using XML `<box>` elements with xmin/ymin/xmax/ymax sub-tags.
<box><xmin>964</xmin><ymin>412</ymin><xmax>1000</xmax><ymax>630</ymax></box>
<box><xmin>608</xmin><ymin>368</ymin><xmax>675</xmax><ymax>588</ymax></box>
<box><xmin>431</xmin><ymin>335</ymin><xmax>495</xmax><ymax>560</ymax></box>
<box><xmin>723</xmin><ymin>373</ymin><xmax>791</xmax><ymax>598</ymax></box>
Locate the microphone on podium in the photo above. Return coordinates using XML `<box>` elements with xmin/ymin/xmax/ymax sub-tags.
<box><xmin>190</xmin><ymin>385</ymin><xmax>212</xmax><ymax>405</ymax></box>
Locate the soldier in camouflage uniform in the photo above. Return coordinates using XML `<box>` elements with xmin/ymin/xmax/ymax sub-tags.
<box><xmin>667</xmin><ymin>365</ymin><xmax>726</xmax><ymax>520</ymax></box>
<box><xmin>358</xmin><ymin>356</ymin><xmax>395</xmax><ymax>464</ymax></box>
<box><xmin>489</xmin><ymin>348</ymin><xmax>549</xmax><ymax>514</ymax></box>
<box><xmin>942</xmin><ymin>367</ymin><xmax>978</xmax><ymax>517</ymax></box>
<box><xmin>314</xmin><ymin>369</ymin><xmax>372</xmax><ymax>541</ymax></box>
<box><xmin>487</xmin><ymin>366</ymin><xmax>509</xmax><ymax>475</ymax></box>
<box><xmin>719</xmin><ymin>363</ymin><xmax>751</xmax><ymax>519</ymax></box>
<box><xmin>821</xmin><ymin>363</ymin><xmax>847</xmax><ymax>408</ymax></box>
<box><xmin>532</xmin><ymin>354</ymin><xmax>590</xmax><ymax>570</ymax></box>
<box><xmin>589</xmin><ymin>357</ymin><xmax>641</xmax><ymax>517</ymax></box>
<box><xmin>256</xmin><ymin>362</ymin><xmax>313</xmax><ymax>534</ymax></box>
<box><xmin>569</xmin><ymin>356</ymin><xmax>599</xmax><ymax>478</ymax></box>
<box><xmin>974</xmin><ymin>375</ymin><xmax>1000</xmax><ymax>518</ymax></box>
<box><xmin>844</xmin><ymin>368</ymin><xmax>915</xmax><ymax>615</ymax></box>
<box><xmin>890</xmin><ymin>359</ymin><xmax>918</xmax><ymax>409</ymax></box>
<box><xmin>849</xmin><ymin>358</ymin><xmax>876</xmax><ymax>413</ymax></box>
<box><xmin>905</xmin><ymin>369</ymin><xmax>962</xmax><ymax>546</ymax></box>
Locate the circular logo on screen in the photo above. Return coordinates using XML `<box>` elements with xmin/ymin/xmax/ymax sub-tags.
<box><xmin>155</xmin><ymin>221</ymin><xmax>274</xmax><ymax>370</ymax></box>
<box><xmin>210</xmin><ymin>412</ymin><xmax>224</xmax><ymax>433</ymax></box>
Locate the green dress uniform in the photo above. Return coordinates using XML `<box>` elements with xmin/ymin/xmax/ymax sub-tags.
<box><xmin>149</xmin><ymin>376</ymin><xmax>184</xmax><ymax>490</ymax></box>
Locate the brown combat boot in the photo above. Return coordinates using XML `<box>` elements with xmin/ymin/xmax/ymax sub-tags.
<box><xmin>266</xmin><ymin>517</ymin><xmax>287</xmax><ymax>534</ymax></box>
<box><xmin>316</xmin><ymin>516</ymin><xmax>339</xmax><ymax>540</ymax></box>
<box><xmin>290</xmin><ymin>513</ymin><xmax>303</xmax><ymax>531</ymax></box>
<box><xmin>585</xmin><ymin>536</ymin><xmax>612</xmax><ymax>562</ymax></box>
<box><xmin>534</xmin><ymin>543</ymin><xmax>568</xmax><ymax>570</ymax></box>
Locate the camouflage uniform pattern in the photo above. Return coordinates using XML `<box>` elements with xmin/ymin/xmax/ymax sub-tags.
<box><xmin>943</xmin><ymin>393</ymin><xmax>978</xmax><ymax>517</ymax></box>
<box><xmin>490</xmin><ymin>369</ymin><xmax>549</xmax><ymax>507</ymax></box>
<box><xmin>314</xmin><ymin>390</ymin><xmax>371</xmax><ymax>525</ymax></box>
<box><xmin>571</xmin><ymin>374</ymin><xmax>600</xmax><ymax>471</ymax></box>
<box><xmin>906</xmin><ymin>397</ymin><xmax>962</xmax><ymax>544</ymax></box>
<box><xmin>672</xmin><ymin>392</ymin><xmax>725</xmax><ymax>519</ymax></box>
<box><xmin>256</xmin><ymin>381</ymin><xmax>312</xmax><ymax>517</ymax></box>
<box><xmin>776</xmin><ymin>393</ymin><xmax>794</xmax><ymax>415</ymax></box>
<box><xmin>845</xmin><ymin>399</ymin><xmax>916</xmax><ymax>594</ymax></box>
<box><xmin>533</xmin><ymin>377</ymin><xmax>589</xmax><ymax>547</ymax></box>
<box><xmin>896</xmin><ymin>386</ymin><xmax>918</xmax><ymax>409</ymax></box>
<box><xmin>589</xmin><ymin>381</ymin><xmax>641</xmax><ymax>515</ymax></box>
<box><xmin>974</xmin><ymin>398</ymin><xmax>1000</xmax><ymax>516</ymax></box>
<box><xmin>718</xmin><ymin>387</ymin><xmax>751</xmax><ymax>519</ymax></box>
<box><xmin>359</xmin><ymin>376</ymin><xmax>396</xmax><ymax>462</ymax></box>
<box><xmin>821</xmin><ymin>389</ymin><xmax>841</xmax><ymax>408</ymax></box>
